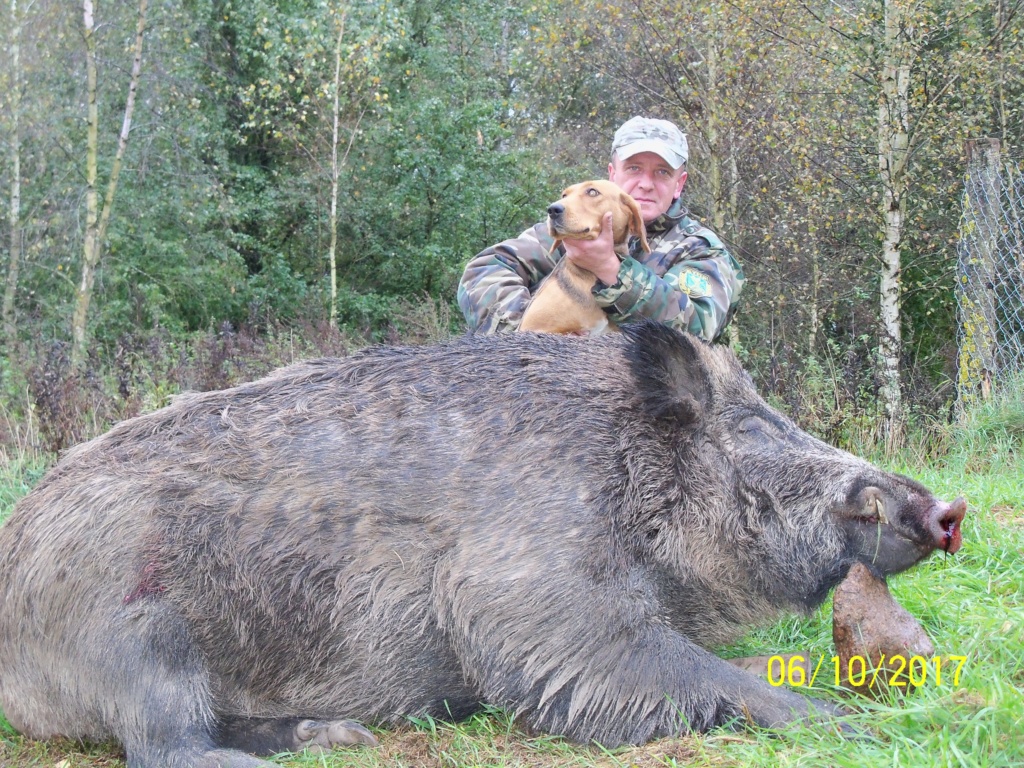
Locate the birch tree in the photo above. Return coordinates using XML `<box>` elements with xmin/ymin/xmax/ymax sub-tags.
<box><xmin>327</xmin><ymin>11</ymin><xmax>346</xmax><ymax>328</ymax></box>
<box><xmin>70</xmin><ymin>0</ymin><xmax>147</xmax><ymax>367</ymax></box>
<box><xmin>2</xmin><ymin>0</ymin><xmax>24</xmax><ymax>346</ymax></box>
<box><xmin>876</xmin><ymin>0</ymin><xmax>914</xmax><ymax>451</ymax></box>
<box><xmin>326</xmin><ymin>9</ymin><xmax>369</xmax><ymax>328</ymax></box>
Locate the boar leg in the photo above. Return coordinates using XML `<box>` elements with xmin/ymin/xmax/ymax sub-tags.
<box><xmin>214</xmin><ymin>716</ymin><xmax>378</xmax><ymax>755</ymax></box>
<box><xmin>92</xmin><ymin>609</ymin><xmax>279</xmax><ymax>768</ymax></box>
<box><xmin>715</xmin><ymin>660</ymin><xmax>847</xmax><ymax>730</ymax></box>
<box><xmin>464</xmin><ymin>616</ymin><xmax>845</xmax><ymax>744</ymax></box>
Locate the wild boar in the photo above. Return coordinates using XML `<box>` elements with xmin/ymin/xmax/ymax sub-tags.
<box><xmin>0</xmin><ymin>322</ymin><xmax>966</xmax><ymax>768</ymax></box>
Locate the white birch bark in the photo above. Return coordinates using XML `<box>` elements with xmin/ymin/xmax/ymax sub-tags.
<box><xmin>328</xmin><ymin>12</ymin><xmax>346</xmax><ymax>328</ymax></box>
<box><xmin>326</xmin><ymin>9</ymin><xmax>366</xmax><ymax>328</ymax></box>
<box><xmin>877</xmin><ymin>0</ymin><xmax>913</xmax><ymax>452</ymax></box>
<box><xmin>3</xmin><ymin>0</ymin><xmax>22</xmax><ymax>344</ymax></box>
<box><xmin>71</xmin><ymin>0</ymin><xmax>148</xmax><ymax>366</ymax></box>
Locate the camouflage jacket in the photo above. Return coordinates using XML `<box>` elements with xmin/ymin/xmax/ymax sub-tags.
<box><xmin>457</xmin><ymin>198</ymin><xmax>744</xmax><ymax>341</ymax></box>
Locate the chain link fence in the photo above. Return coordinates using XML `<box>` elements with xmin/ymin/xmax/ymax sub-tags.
<box><xmin>956</xmin><ymin>139</ymin><xmax>1024</xmax><ymax>412</ymax></box>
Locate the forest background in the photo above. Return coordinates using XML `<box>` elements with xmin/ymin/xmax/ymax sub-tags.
<box><xmin>1</xmin><ymin>0</ymin><xmax>1022</xmax><ymax>458</ymax></box>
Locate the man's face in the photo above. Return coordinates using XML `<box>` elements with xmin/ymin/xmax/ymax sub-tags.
<box><xmin>608</xmin><ymin>152</ymin><xmax>687</xmax><ymax>223</ymax></box>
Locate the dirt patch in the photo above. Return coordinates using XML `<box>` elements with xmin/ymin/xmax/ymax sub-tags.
<box><xmin>372</xmin><ymin>725</ymin><xmax>737</xmax><ymax>768</ymax></box>
<box><xmin>595</xmin><ymin>736</ymin><xmax>725</xmax><ymax>767</ymax></box>
<box><xmin>373</xmin><ymin>726</ymin><xmax>582</xmax><ymax>768</ymax></box>
<box><xmin>373</xmin><ymin>728</ymin><xmax>448</xmax><ymax>767</ymax></box>
<box><xmin>990</xmin><ymin>504</ymin><xmax>1023</xmax><ymax>527</ymax></box>
<box><xmin>949</xmin><ymin>687</ymin><xmax>989</xmax><ymax>712</ymax></box>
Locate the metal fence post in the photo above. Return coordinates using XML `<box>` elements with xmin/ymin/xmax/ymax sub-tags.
<box><xmin>956</xmin><ymin>140</ymin><xmax>1024</xmax><ymax>415</ymax></box>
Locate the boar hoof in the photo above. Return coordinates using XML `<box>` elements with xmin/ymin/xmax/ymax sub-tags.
<box><xmin>294</xmin><ymin>719</ymin><xmax>378</xmax><ymax>752</ymax></box>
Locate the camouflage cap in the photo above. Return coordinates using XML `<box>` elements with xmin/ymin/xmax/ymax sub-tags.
<box><xmin>611</xmin><ymin>116</ymin><xmax>688</xmax><ymax>169</ymax></box>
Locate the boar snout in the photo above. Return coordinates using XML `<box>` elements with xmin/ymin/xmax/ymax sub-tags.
<box><xmin>840</xmin><ymin>484</ymin><xmax>967</xmax><ymax>574</ymax></box>
<box><xmin>928</xmin><ymin>496</ymin><xmax>966</xmax><ymax>554</ymax></box>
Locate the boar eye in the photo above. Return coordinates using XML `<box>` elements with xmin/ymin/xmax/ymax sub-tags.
<box><xmin>737</xmin><ymin>416</ymin><xmax>768</xmax><ymax>436</ymax></box>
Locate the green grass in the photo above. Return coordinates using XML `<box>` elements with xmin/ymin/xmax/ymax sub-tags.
<box><xmin>0</xmin><ymin>453</ymin><xmax>1021</xmax><ymax>768</ymax></box>
<box><xmin>0</xmin><ymin>453</ymin><xmax>47</xmax><ymax>522</ymax></box>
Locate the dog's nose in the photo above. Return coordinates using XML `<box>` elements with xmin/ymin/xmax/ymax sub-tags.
<box><xmin>547</xmin><ymin>203</ymin><xmax>564</xmax><ymax>218</ymax></box>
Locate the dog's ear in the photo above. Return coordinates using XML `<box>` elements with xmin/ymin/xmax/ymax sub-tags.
<box><xmin>621</xmin><ymin>192</ymin><xmax>651</xmax><ymax>253</ymax></box>
<box><xmin>549</xmin><ymin>238</ymin><xmax>564</xmax><ymax>256</ymax></box>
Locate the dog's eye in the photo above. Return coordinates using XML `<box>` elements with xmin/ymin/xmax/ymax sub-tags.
<box><xmin>586</xmin><ymin>188</ymin><xmax>600</xmax><ymax>197</ymax></box>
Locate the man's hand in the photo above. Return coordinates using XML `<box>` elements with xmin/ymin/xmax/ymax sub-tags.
<box><xmin>562</xmin><ymin>212</ymin><xmax>621</xmax><ymax>286</ymax></box>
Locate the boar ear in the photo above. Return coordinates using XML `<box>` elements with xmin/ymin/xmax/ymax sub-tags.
<box><xmin>623</xmin><ymin>321</ymin><xmax>712</xmax><ymax>424</ymax></box>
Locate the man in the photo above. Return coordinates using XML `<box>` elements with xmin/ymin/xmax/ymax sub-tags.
<box><xmin>457</xmin><ymin>116</ymin><xmax>744</xmax><ymax>341</ymax></box>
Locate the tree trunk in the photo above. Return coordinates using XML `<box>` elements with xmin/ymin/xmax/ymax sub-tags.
<box><xmin>71</xmin><ymin>0</ymin><xmax>148</xmax><ymax>367</ymax></box>
<box><xmin>995</xmin><ymin>0</ymin><xmax>1007</xmax><ymax>139</ymax></box>
<box><xmin>877</xmin><ymin>0</ymin><xmax>913</xmax><ymax>453</ymax></box>
<box><xmin>809</xmin><ymin>237</ymin><xmax>819</xmax><ymax>358</ymax></box>
<box><xmin>328</xmin><ymin>11</ymin><xmax>346</xmax><ymax>328</ymax></box>
<box><xmin>705</xmin><ymin>13</ymin><xmax>726</xmax><ymax>234</ymax></box>
<box><xmin>726</xmin><ymin>151</ymin><xmax>741</xmax><ymax>353</ymax></box>
<box><xmin>727</xmin><ymin>152</ymin><xmax>739</xmax><ymax>242</ymax></box>
<box><xmin>3</xmin><ymin>0</ymin><xmax>22</xmax><ymax>347</ymax></box>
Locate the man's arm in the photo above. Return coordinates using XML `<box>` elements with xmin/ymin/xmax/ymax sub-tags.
<box><xmin>457</xmin><ymin>222</ymin><xmax>557</xmax><ymax>334</ymax></box>
<box><xmin>592</xmin><ymin>237</ymin><xmax>745</xmax><ymax>342</ymax></box>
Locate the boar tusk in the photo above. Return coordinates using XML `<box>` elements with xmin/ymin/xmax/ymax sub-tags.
<box><xmin>862</xmin><ymin>494</ymin><xmax>889</xmax><ymax>525</ymax></box>
<box><xmin>875</xmin><ymin>498</ymin><xmax>889</xmax><ymax>525</ymax></box>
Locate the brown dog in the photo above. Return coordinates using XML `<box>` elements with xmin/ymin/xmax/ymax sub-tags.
<box><xmin>519</xmin><ymin>180</ymin><xmax>650</xmax><ymax>335</ymax></box>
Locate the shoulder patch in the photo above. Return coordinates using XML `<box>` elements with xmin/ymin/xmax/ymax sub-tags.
<box><xmin>679</xmin><ymin>268</ymin><xmax>712</xmax><ymax>297</ymax></box>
